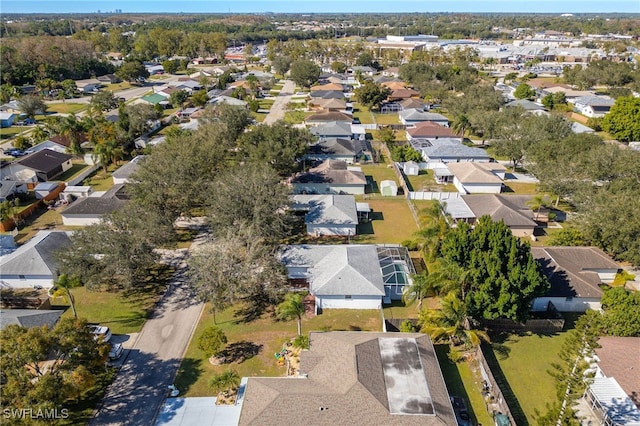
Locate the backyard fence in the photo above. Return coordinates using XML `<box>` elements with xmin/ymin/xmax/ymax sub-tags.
<box><xmin>474</xmin><ymin>344</ymin><xmax>519</xmax><ymax>426</ymax></box>
<box><xmin>407</xmin><ymin>191</ymin><xmax>461</xmax><ymax>201</ymax></box>
<box><xmin>66</xmin><ymin>164</ymin><xmax>100</xmax><ymax>187</ymax></box>
<box><xmin>0</xmin><ymin>183</ymin><xmax>65</xmax><ymax>232</ymax></box>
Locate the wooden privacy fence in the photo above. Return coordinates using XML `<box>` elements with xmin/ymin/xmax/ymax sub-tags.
<box><xmin>474</xmin><ymin>344</ymin><xmax>519</xmax><ymax>426</ymax></box>
<box><xmin>0</xmin><ymin>182</ymin><xmax>65</xmax><ymax>232</ymax></box>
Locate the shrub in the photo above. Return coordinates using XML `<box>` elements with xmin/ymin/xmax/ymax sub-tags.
<box><xmin>447</xmin><ymin>347</ymin><xmax>464</xmax><ymax>363</ymax></box>
<box><xmin>292</xmin><ymin>334</ymin><xmax>309</xmax><ymax>350</ymax></box>
<box><xmin>399</xmin><ymin>320</ymin><xmax>417</xmax><ymax>333</ymax></box>
<box><xmin>197</xmin><ymin>326</ymin><xmax>227</xmax><ymax>358</ymax></box>
<box><xmin>401</xmin><ymin>239</ymin><xmax>419</xmax><ymax>251</ymax></box>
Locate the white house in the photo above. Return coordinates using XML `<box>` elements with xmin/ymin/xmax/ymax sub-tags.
<box><xmin>75</xmin><ymin>79</ymin><xmax>102</xmax><ymax>94</ymax></box>
<box><xmin>446</xmin><ymin>162</ymin><xmax>506</xmax><ymax>194</ymax></box>
<box><xmin>399</xmin><ymin>109</ymin><xmax>449</xmax><ymax>127</ymax></box>
<box><xmin>290</xmin><ymin>194</ymin><xmax>358</xmax><ymax>237</ymax></box>
<box><xmin>571</xmin><ymin>95</ymin><xmax>615</xmax><ymax>118</ymax></box>
<box><xmin>531</xmin><ymin>246</ymin><xmax>620</xmax><ymax>312</ymax></box>
<box><xmin>60</xmin><ymin>184</ymin><xmax>128</xmax><ymax>226</ymax></box>
<box><xmin>280</xmin><ymin>244</ymin><xmax>415</xmax><ymax>311</ymax></box>
<box><xmin>0</xmin><ymin>231</ymin><xmax>71</xmax><ymax>289</ymax></box>
<box><xmin>411</xmin><ymin>138</ymin><xmax>490</xmax><ymax>165</ymax></box>
<box><xmin>111</xmin><ymin>155</ymin><xmax>146</xmax><ymax>185</ymax></box>
<box><xmin>305</xmin><ymin>138</ymin><xmax>362</xmax><ymax>164</ymax></box>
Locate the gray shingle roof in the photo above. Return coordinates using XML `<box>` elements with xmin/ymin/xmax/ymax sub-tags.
<box><xmin>419</xmin><ymin>140</ymin><xmax>490</xmax><ymax>160</ymax></box>
<box><xmin>307</xmin><ymin>137</ymin><xmax>360</xmax><ymax>157</ymax></box>
<box><xmin>280</xmin><ymin>244</ymin><xmax>385</xmax><ymax>296</ymax></box>
<box><xmin>0</xmin><ymin>309</ymin><xmax>64</xmax><ymax>330</ymax></box>
<box><xmin>461</xmin><ymin>194</ymin><xmax>537</xmax><ymax>227</ymax></box>
<box><xmin>309</xmin><ymin>121</ymin><xmax>352</xmax><ymax>137</ymax></box>
<box><xmin>290</xmin><ymin>194</ymin><xmax>358</xmax><ymax>226</ymax></box>
<box><xmin>17</xmin><ymin>149</ymin><xmax>72</xmax><ymax>174</ymax></box>
<box><xmin>111</xmin><ymin>155</ymin><xmax>146</xmax><ymax>181</ymax></box>
<box><xmin>400</xmin><ymin>108</ymin><xmax>448</xmax><ymax>122</ymax></box>
<box><xmin>0</xmin><ymin>231</ymin><xmax>71</xmax><ymax>276</ymax></box>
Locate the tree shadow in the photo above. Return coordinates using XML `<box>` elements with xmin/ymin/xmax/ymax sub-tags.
<box><xmin>233</xmin><ymin>291</ymin><xmax>276</xmax><ymax>324</ymax></box>
<box><xmin>481</xmin><ymin>342</ymin><xmax>529</xmax><ymax>426</ymax></box>
<box><xmin>220</xmin><ymin>341</ymin><xmax>263</xmax><ymax>364</ymax></box>
<box><xmin>173</xmin><ymin>357</ymin><xmax>204</xmax><ymax>395</ymax></box>
<box><xmin>433</xmin><ymin>345</ymin><xmax>481</xmax><ymax>426</ymax></box>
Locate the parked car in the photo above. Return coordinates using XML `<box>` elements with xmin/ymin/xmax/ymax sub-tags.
<box><xmin>88</xmin><ymin>325</ymin><xmax>112</xmax><ymax>343</ymax></box>
<box><xmin>4</xmin><ymin>148</ymin><xmax>26</xmax><ymax>157</ymax></box>
<box><xmin>108</xmin><ymin>343</ymin><xmax>124</xmax><ymax>360</ymax></box>
<box><xmin>23</xmin><ymin>118</ymin><xmax>37</xmax><ymax>125</ymax></box>
<box><xmin>450</xmin><ymin>396</ymin><xmax>472</xmax><ymax>426</ymax></box>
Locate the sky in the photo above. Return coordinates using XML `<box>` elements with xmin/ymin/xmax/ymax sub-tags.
<box><xmin>1</xmin><ymin>0</ymin><xmax>639</xmax><ymax>14</ymax></box>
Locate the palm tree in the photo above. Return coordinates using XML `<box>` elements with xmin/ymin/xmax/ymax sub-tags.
<box><xmin>60</xmin><ymin>114</ymin><xmax>85</xmax><ymax>155</ymax></box>
<box><xmin>51</xmin><ymin>274</ymin><xmax>81</xmax><ymax>319</ymax></box>
<box><xmin>451</xmin><ymin>113</ymin><xmax>471</xmax><ymax>143</ymax></box>
<box><xmin>419</xmin><ymin>292</ymin><xmax>489</xmax><ymax>349</ymax></box>
<box><xmin>414</xmin><ymin>201</ymin><xmax>449</xmax><ymax>262</ymax></box>
<box><xmin>209</xmin><ymin>369</ymin><xmax>240</xmax><ymax>396</ymax></box>
<box><xmin>403</xmin><ymin>269</ymin><xmax>443</xmax><ymax>311</ymax></box>
<box><xmin>30</xmin><ymin>126</ymin><xmax>50</xmax><ymax>144</ymax></box>
<box><xmin>276</xmin><ymin>293</ymin><xmax>305</xmax><ymax>336</ymax></box>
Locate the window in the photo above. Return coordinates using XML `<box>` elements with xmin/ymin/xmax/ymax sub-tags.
<box><xmin>344</xmin><ymin>295</ymin><xmax>352</xmax><ymax>300</ymax></box>
<box><xmin>19</xmin><ymin>275</ymin><xmax>26</xmax><ymax>280</ymax></box>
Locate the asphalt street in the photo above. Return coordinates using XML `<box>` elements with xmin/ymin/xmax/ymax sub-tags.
<box><xmin>89</xmin><ymin>242</ymin><xmax>205</xmax><ymax>426</ymax></box>
<box><xmin>263</xmin><ymin>79</ymin><xmax>295</xmax><ymax>125</ymax></box>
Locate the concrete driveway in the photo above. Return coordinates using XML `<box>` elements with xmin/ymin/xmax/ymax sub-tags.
<box><xmin>263</xmin><ymin>79</ymin><xmax>296</xmax><ymax>125</ymax></box>
<box><xmin>89</xmin><ymin>244</ymin><xmax>205</xmax><ymax>426</ymax></box>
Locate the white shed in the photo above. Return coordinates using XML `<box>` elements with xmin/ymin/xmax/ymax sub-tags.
<box><xmin>34</xmin><ymin>182</ymin><xmax>59</xmax><ymax>200</ymax></box>
<box><xmin>403</xmin><ymin>161</ymin><xmax>420</xmax><ymax>176</ymax></box>
<box><xmin>380</xmin><ymin>180</ymin><xmax>398</xmax><ymax>196</ymax></box>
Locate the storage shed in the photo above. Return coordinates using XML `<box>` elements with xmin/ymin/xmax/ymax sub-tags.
<box><xmin>380</xmin><ymin>180</ymin><xmax>398</xmax><ymax>196</ymax></box>
<box><xmin>402</xmin><ymin>161</ymin><xmax>420</xmax><ymax>176</ymax></box>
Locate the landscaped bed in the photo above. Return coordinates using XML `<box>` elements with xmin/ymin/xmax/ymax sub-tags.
<box><xmin>174</xmin><ymin>303</ymin><xmax>382</xmax><ymax>397</ymax></box>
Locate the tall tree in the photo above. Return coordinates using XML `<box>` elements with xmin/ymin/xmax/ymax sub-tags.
<box><xmin>116</xmin><ymin>61</ymin><xmax>149</xmax><ymax>83</ymax></box>
<box><xmin>17</xmin><ymin>95</ymin><xmax>47</xmax><ymax>119</ymax></box>
<box><xmin>239</xmin><ymin>121</ymin><xmax>312</xmax><ymax>176</ymax></box>
<box><xmin>440</xmin><ymin>217</ymin><xmax>550</xmax><ymax>322</ymax></box>
<box><xmin>451</xmin><ymin>113</ymin><xmax>470</xmax><ymax>142</ymax></box>
<box><xmin>51</xmin><ymin>274</ymin><xmax>81</xmax><ymax>319</ymax></box>
<box><xmin>289</xmin><ymin>60</ymin><xmax>320</xmax><ymax>88</ymax></box>
<box><xmin>353</xmin><ymin>80</ymin><xmax>391</xmax><ymax>110</ymax></box>
<box><xmin>601</xmin><ymin>96</ymin><xmax>640</xmax><ymax>142</ymax></box>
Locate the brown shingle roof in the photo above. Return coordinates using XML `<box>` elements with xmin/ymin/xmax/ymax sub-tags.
<box><xmin>306</xmin><ymin>111</ymin><xmax>352</xmax><ymax>123</ymax></box>
<box><xmin>239</xmin><ymin>332</ymin><xmax>456</xmax><ymax>425</ymax></box>
<box><xmin>595</xmin><ymin>337</ymin><xmax>640</xmax><ymax>407</ymax></box>
<box><xmin>447</xmin><ymin>162</ymin><xmax>505</xmax><ymax>184</ymax></box>
<box><xmin>407</xmin><ymin>121</ymin><xmax>455</xmax><ymax>139</ymax></box>
<box><xmin>294</xmin><ymin>160</ymin><xmax>366</xmax><ymax>185</ymax></box>
<box><xmin>462</xmin><ymin>194</ymin><xmax>537</xmax><ymax>228</ymax></box>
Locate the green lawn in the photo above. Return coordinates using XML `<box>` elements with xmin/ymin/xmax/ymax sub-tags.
<box><xmin>405</xmin><ymin>170</ymin><xmax>436</xmax><ymax>191</ymax></box>
<box><xmin>359</xmin><ymin>163</ymin><xmax>400</xmax><ymax>192</ymax></box>
<box><xmin>57</xmin><ymin>163</ymin><xmax>91</xmax><ymax>182</ymax></box>
<box><xmin>0</xmin><ymin>126</ymin><xmax>26</xmax><ymax>140</ymax></box>
<box><xmin>51</xmin><ymin>268</ymin><xmax>172</xmax><ymax>335</ymax></box>
<box><xmin>353</xmin><ymin>198</ymin><xmax>419</xmax><ymax>244</ymax></box>
<box><xmin>80</xmin><ymin>163</ymin><xmax>122</xmax><ymax>191</ymax></box>
<box><xmin>502</xmin><ymin>182</ymin><xmax>540</xmax><ymax>195</ymax></box>
<box><xmin>45</xmin><ymin>103</ymin><xmax>87</xmax><ymax>114</ymax></box>
<box><xmin>352</xmin><ymin>108</ymin><xmax>375</xmax><ymax>125</ymax></box>
<box><xmin>487</xmin><ymin>330</ymin><xmax>572</xmax><ymax>425</ymax></box>
<box><xmin>175</xmin><ymin>303</ymin><xmax>382</xmax><ymax>397</ymax></box>
<box><xmin>258</xmin><ymin>99</ymin><xmax>275</xmax><ymax>109</ymax></box>
<box><xmin>435</xmin><ymin>345</ymin><xmax>494</xmax><ymax>426</ymax></box>
<box><xmin>372</xmin><ymin>113</ymin><xmax>400</xmax><ymax>125</ymax></box>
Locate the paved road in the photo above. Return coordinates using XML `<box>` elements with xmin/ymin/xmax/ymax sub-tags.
<box><xmin>263</xmin><ymin>79</ymin><xmax>295</xmax><ymax>125</ymax></box>
<box><xmin>89</xmin><ymin>239</ymin><xmax>206</xmax><ymax>426</ymax></box>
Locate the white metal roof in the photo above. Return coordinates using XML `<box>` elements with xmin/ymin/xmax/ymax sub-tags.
<box><xmin>589</xmin><ymin>377</ymin><xmax>640</xmax><ymax>425</ymax></box>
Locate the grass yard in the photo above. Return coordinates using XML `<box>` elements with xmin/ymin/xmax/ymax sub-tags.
<box><xmin>354</xmin><ymin>198</ymin><xmax>419</xmax><ymax>244</ymax></box>
<box><xmin>352</xmin><ymin>108</ymin><xmax>375</xmax><ymax>125</ymax></box>
<box><xmin>56</xmin><ymin>163</ymin><xmax>91</xmax><ymax>182</ymax></box>
<box><xmin>174</xmin><ymin>303</ymin><xmax>382</xmax><ymax>397</ymax></box>
<box><xmin>106</xmin><ymin>82</ymin><xmax>132</xmax><ymax>91</ymax></box>
<box><xmin>359</xmin><ymin>163</ymin><xmax>399</xmax><ymax>191</ymax></box>
<box><xmin>81</xmin><ymin>163</ymin><xmax>122</xmax><ymax>191</ymax></box>
<box><xmin>372</xmin><ymin>113</ymin><xmax>400</xmax><ymax>125</ymax></box>
<box><xmin>435</xmin><ymin>345</ymin><xmax>495</xmax><ymax>426</ymax></box>
<box><xmin>502</xmin><ymin>182</ymin><xmax>540</xmax><ymax>195</ymax></box>
<box><xmin>45</xmin><ymin>103</ymin><xmax>87</xmax><ymax>114</ymax></box>
<box><xmin>0</xmin><ymin>126</ymin><xmax>27</xmax><ymax>140</ymax></box>
<box><xmin>487</xmin><ymin>330</ymin><xmax>572</xmax><ymax>425</ymax></box>
<box><xmin>51</xmin><ymin>267</ymin><xmax>172</xmax><ymax>335</ymax></box>
<box><xmin>405</xmin><ymin>170</ymin><xmax>436</xmax><ymax>191</ymax></box>
<box><xmin>259</xmin><ymin>99</ymin><xmax>275</xmax><ymax>109</ymax></box>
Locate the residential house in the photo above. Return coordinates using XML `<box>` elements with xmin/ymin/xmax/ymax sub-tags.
<box><xmin>239</xmin><ymin>331</ymin><xmax>457</xmax><ymax>426</ymax></box>
<box><xmin>406</xmin><ymin>121</ymin><xmax>456</xmax><ymax>141</ymax></box>
<box><xmin>0</xmin><ymin>112</ymin><xmax>16</xmax><ymax>128</ymax></box>
<box><xmin>411</xmin><ymin>138</ymin><xmax>490</xmax><ymax>164</ymax></box>
<box><xmin>505</xmin><ymin>99</ymin><xmax>548</xmax><ymax>115</ymax></box>
<box><xmin>308</xmin><ymin>98</ymin><xmax>347</xmax><ymax>112</ymax></box>
<box><xmin>311</xmin><ymin>82</ymin><xmax>346</xmax><ymax>92</ymax></box>
<box><xmin>382</xmin><ymin>66</ymin><xmax>400</xmax><ymax>77</ymax></box>
<box><xmin>111</xmin><ymin>156</ymin><xmax>146</xmax><ymax>185</ymax></box>
<box><xmin>348</xmin><ymin>65</ymin><xmax>377</xmax><ymax>76</ymax></box>
<box><xmin>400</xmin><ymin>109</ymin><xmax>449</xmax><ymax>127</ymax></box>
<box><xmin>145</xmin><ymin>64</ymin><xmax>164</xmax><ymax>75</ymax></box>
<box><xmin>29</xmin><ymin>134</ymin><xmax>90</xmax><ymax>154</ymax></box>
<box><xmin>14</xmin><ymin>149</ymin><xmax>73</xmax><ymax>182</ymax></box>
<box><xmin>75</xmin><ymin>79</ymin><xmax>102</xmax><ymax>94</ymax></box>
<box><xmin>0</xmin><ymin>100</ymin><xmax>21</xmax><ymax>113</ymax></box>
<box><xmin>96</xmin><ymin>74</ymin><xmax>121</xmax><ymax>84</ymax></box>
<box><xmin>309</xmin><ymin>121</ymin><xmax>355</xmax><ymax>140</ymax></box>
<box><xmin>139</xmin><ymin>93</ymin><xmax>170</xmax><ymax>108</ymax></box>
<box><xmin>443</xmin><ymin>194</ymin><xmax>539</xmax><ymax>237</ymax></box>
<box><xmin>306</xmin><ymin>137</ymin><xmax>362</xmax><ymax>164</ymax></box>
<box><xmin>0</xmin><ymin>230</ymin><xmax>71</xmax><ymax>289</ymax></box>
<box><xmin>0</xmin><ymin>309</ymin><xmax>65</xmax><ymax>330</ymax></box>
<box><xmin>280</xmin><ymin>244</ymin><xmax>415</xmax><ymax>309</ymax></box>
<box><xmin>398</xmin><ymin>97</ymin><xmax>425</xmax><ymax>111</ymax></box>
<box><xmin>446</xmin><ymin>162</ymin><xmax>506</xmax><ymax>194</ymax></box>
<box><xmin>531</xmin><ymin>246</ymin><xmax>620</xmax><ymax>312</ymax></box>
<box><xmin>208</xmin><ymin>95</ymin><xmax>248</xmax><ymax>108</ymax></box>
<box><xmin>388</xmin><ymin>88</ymin><xmax>420</xmax><ymax>102</ymax></box>
<box><xmin>290</xmin><ymin>194</ymin><xmax>358</xmax><ymax>236</ymax></box>
<box><xmin>382</xmin><ymin>81</ymin><xmax>408</xmax><ymax>91</ymax></box>
<box><xmin>0</xmin><ymin>180</ymin><xmax>28</xmax><ymax>202</ymax></box>
<box><xmin>308</xmin><ymin>90</ymin><xmax>345</xmax><ymax>100</ymax></box>
<box><xmin>571</xmin><ymin>95</ymin><xmax>615</xmax><ymax>118</ymax></box>
<box><xmin>305</xmin><ymin>111</ymin><xmax>353</xmax><ymax>125</ymax></box>
<box><xmin>60</xmin><ymin>183</ymin><xmax>128</xmax><ymax>226</ymax></box>
<box><xmin>583</xmin><ymin>337</ymin><xmax>640</xmax><ymax>425</ymax></box>
<box><xmin>292</xmin><ymin>160</ymin><xmax>366</xmax><ymax>195</ymax></box>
